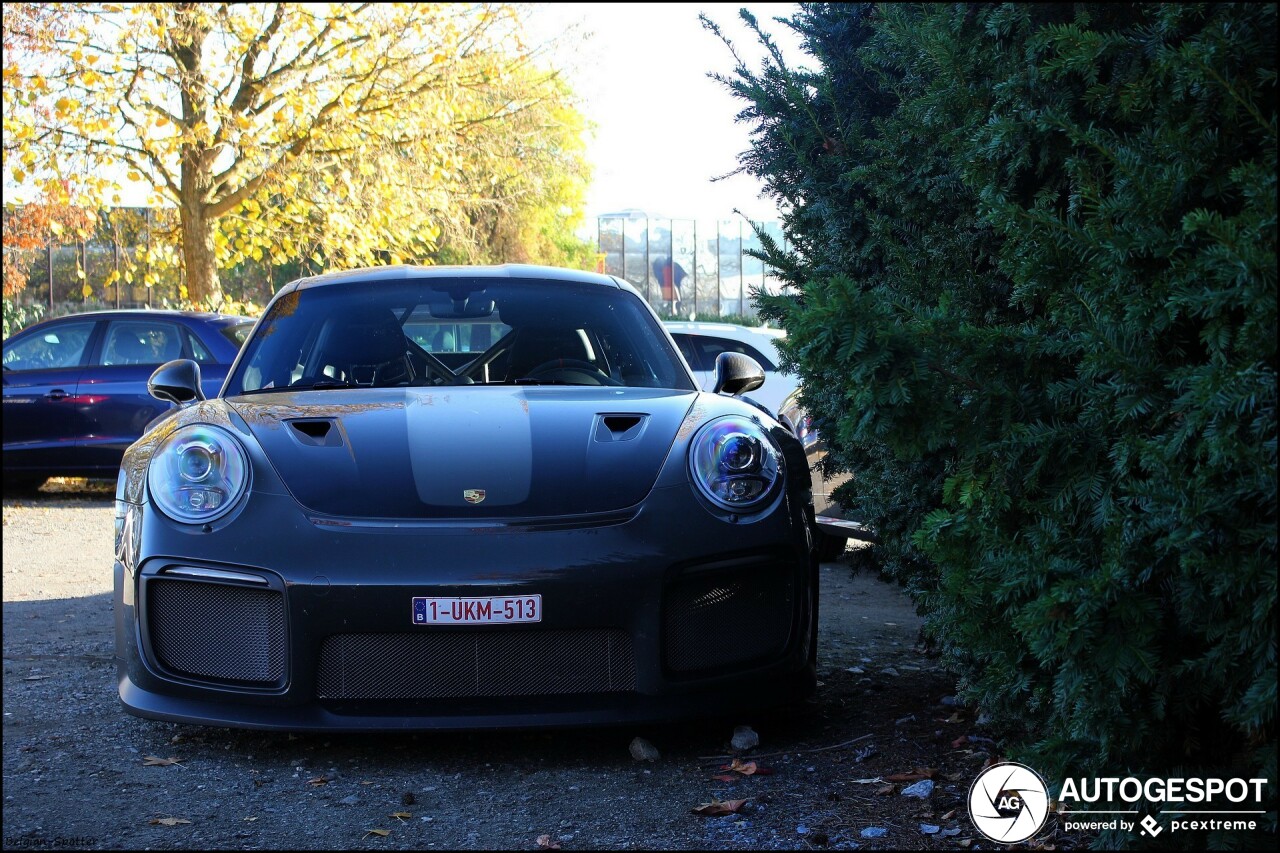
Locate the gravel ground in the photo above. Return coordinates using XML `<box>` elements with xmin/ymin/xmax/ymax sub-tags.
<box><xmin>2</xmin><ymin>479</ymin><xmax>1056</xmax><ymax>851</ymax></box>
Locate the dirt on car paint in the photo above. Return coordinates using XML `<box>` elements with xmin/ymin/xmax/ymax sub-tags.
<box><xmin>2</xmin><ymin>479</ymin><xmax>1086</xmax><ymax>850</ymax></box>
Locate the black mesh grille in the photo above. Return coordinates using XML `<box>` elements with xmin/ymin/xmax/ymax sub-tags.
<box><xmin>316</xmin><ymin>630</ymin><xmax>635</xmax><ymax>699</ymax></box>
<box><xmin>148</xmin><ymin>579</ymin><xmax>285</xmax><ymax>684</ymax></box>
<box><xmin>664</xmin><ymin>565</ymin><xmax>794</xmax><ymax>672</ymax></box>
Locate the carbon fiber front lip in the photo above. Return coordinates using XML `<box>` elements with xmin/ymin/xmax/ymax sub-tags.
<box><xmin>118</xmin><ymin>664</ymin><xmax>815</xmax><ymax>731</ymax></box>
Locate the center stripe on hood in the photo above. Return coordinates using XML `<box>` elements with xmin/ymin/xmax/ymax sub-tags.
<box><xmin>407</xmin><ymin>389</ymin><xmax>533</xmax><ymax>507</ymax></box>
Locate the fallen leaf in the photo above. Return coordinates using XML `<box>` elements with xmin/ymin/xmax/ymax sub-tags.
<box><xmin>875</xmin><ymin>784</ymin><xmax>895</xmax><ymax>796</ymax></box>
<box><xmin>142</xmin><ymin>755</ymin><xmax>184</xmax><ymax>767</ymax></box>
<box><xmin>390</xmin><ymin>812</ymin><xmax>412</xmax><ymax>820</ymax></box>
<box><xmin>710</xmin><ymin>774</ymin><xmax>738</xmax><ymax>783</ymax></box>
<box><xmin>536</xmin><ymin>834</ymin><xmax>562</xmax><ymax>850</ymax></box>
<box><xmin>885</xmin><ymin>766</ymin><xmax>936</xmax><ymax>782</ymax></box>
<box><xmin>941</xmin><ymin>809</ymin><xmax>956</xmax><ymax>821</ymax></box>
<box><xmin>691</xmin><ymin>798</ymin><xmax>748</xmax><ymax>817</ymax></box>
<box><xmin>363</xmin><ymin>828</ymin><xmax>390</xmax><ymax>838</ymax></box>
<box><xmin>148</xmin><ymin>817</ymin><xmax>191</xmax><ymax>826</ymax></box>
<box><xmin>719</xmin><ymin>758</ymin><xmax>774</xmax><ymax>777</ymax></box>
<box><xmin>307</xmin><ymin>775</ymin><xmax>331</xmax><ymax>786</ymax></box>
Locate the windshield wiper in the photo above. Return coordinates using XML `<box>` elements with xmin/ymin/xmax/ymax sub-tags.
<box><xmin>294</xmin><ymin>379</ymin><xmax>356</xmax><ymax>390</ymax></box>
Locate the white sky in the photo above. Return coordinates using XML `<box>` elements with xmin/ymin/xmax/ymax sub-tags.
<box><xmin>524</xmin><ymin>3</ymin><xmax>804</xmax><ymax>223</ymax></box>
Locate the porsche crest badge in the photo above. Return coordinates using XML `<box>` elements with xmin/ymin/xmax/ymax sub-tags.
<box><xmin>463</xmin><ymin>489</ymin><xmax>486</xmax><ymax>504</ymax></box>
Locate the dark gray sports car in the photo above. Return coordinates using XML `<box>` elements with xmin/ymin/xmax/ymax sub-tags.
<box><xmin>113</xmin><ymin>265</ymin><xmax>818</xmax><ymax>730</ymax></box>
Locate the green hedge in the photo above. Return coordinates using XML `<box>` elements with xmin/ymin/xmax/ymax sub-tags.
<box><xmin>718</xmin><ymin>3</ymin><xmax>1275</xmax><ymax>844</ymax></box>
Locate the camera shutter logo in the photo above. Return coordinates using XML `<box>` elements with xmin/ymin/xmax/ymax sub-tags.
<box><xmin>968</xmin><ymin>761</ymin><xmax>1050</xmax><ymax>843</ymax></box>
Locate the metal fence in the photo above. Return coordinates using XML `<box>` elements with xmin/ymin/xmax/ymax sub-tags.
<box><xmin>4</xmin><ymin>207</ymin><xmax>294</xmax><ymax>312</ymax></box>
<box><xmin>5</xmin><ymin>207</ymin><xmax>789</xmax><ymax>321</ymax></box>
<box><xmin>591</xmin><ymin>214</ymin><xmax>787</xmax><ymax>319</ymax></box>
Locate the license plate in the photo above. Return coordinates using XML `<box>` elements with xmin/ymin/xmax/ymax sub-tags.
<box><xmin>412</xmin><ymin>595</ymin><xmax>541</xmax><ymax>625</ymax></box>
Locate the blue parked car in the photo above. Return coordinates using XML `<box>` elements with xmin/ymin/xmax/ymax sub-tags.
<box><xmin>2</xmin><ymin>309</ymin><xmax>256</xmax><ymax>490</ymax></box>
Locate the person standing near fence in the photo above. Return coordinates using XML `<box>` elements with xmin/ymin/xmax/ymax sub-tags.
<box><xmin>652</xmin><ymin>256</ymin><xmax>687</xmax><ymax>311</ymax></box>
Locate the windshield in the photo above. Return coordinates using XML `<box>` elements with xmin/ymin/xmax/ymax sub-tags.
<box><xmin>228</xmin><ymin>277</ymin><xmax>695</xmax><ymax>394</ymax></box>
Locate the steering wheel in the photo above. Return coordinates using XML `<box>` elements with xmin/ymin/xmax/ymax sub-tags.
<box><xmin>372</xmin><ymin>355</ymin><xmax>414</xmax><ymax>386</ymax></box>
<box><xmin>521</xmin><ymin>358</ymin><xmax>620</xmax><ymax>386</ymax></box>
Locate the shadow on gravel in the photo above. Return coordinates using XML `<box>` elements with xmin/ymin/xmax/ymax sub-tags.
<box><xmin>2</xmin><ymin>594</ymin><xmax>114</xmax><ymax>656</ymax></box>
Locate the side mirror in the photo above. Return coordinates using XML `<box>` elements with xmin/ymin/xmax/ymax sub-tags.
<box><xmin>711</xmin><ymin>351</ymin><xmax>766</xmax><ymax>396</ymax></box>
<box><xmin>148</xmin><ymin>359</ymin><xmax>206</xmax><ymax>406</ymax></box>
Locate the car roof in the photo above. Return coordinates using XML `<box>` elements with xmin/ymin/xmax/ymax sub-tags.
<box><xmin>662</xmin><ymin>321</ymin><xmax>786</xmax><ymax>340</ymax></box>
<box><xmin>662</xmin><ymin>321</ymin><xmax>788</xmax><ymax>371</ymax></box>
<box><xmin>283</xmin><ymin>264</ymin><xmax>621</xmax><ymax>293</ymax></box>
<box><xmin>24</xmin><ymin>309</ymin><xmax>251</xmax><ymax>326</ymax></box>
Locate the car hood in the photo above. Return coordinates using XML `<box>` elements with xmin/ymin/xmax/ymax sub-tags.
<box><xmin>228</xmin><ymin>387</ymin><xmax>697</xmax><ymax>519</ymax></box>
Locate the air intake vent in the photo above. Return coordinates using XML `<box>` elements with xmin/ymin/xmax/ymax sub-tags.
<box><xmin>288</xmin><ymin>418</ymin><xmax>341</xmax><ymax>447</ymax></box>
<box><xmin>594</xmin><ymin>413</ymin><xmax>647</xmax><ymax>442</ymax></box>
<box><xmin>147</xmin><ymin>578</ymin><xmax>286</xmax><ymax>684</ymax></box>
<box><xmin>316</xmin><ymin>630</ymin><xmax>636</xmax><ymax>699</ymax></box>
<box><xmin>665</xmin><ymin>562</ymin><xmax>794</xmax><ymax>672</ymax></box>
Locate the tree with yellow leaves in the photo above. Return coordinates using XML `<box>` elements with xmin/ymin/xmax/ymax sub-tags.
<box><xmin>3</xmin><ymin>2</ymin><xmax>590</xmax><ymax>306</ymax></box>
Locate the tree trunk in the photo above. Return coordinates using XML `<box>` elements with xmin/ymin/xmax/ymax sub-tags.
<box><xmin>178</xmin><ymin>200</ymin><xmax>221</xmax><ymax>306</ymax></box>
<box><xmin>172</xmin><ymin>3</ymin><xmax>222</xmax><ymax>308</ymax></box>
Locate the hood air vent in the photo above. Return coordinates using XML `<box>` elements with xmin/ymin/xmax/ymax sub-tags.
<box><xmin>595</xmin><ymin>414</ymin><xmax>647</xmax><ymax>443</ymax></box>
<box><xmin>288</xmin><ymin>419</ymin><xmax>342</xmax><ymax>447</ymax></box>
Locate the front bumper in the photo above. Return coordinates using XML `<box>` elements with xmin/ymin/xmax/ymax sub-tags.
<box><xmin>115</xmin><ymin>484</ymin><xmax>817</xmax><ymax>731</ymax></box>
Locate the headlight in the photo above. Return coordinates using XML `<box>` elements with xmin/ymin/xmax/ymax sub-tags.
<box><xmin>688</xmin><ymin>416</ymin><xmax>782</xmax><ymax>511</ymax></box>
<box><xmin>147</xmin><ymin>424</ymin><xmax>249</xmax><ymax>524</ymax></box>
